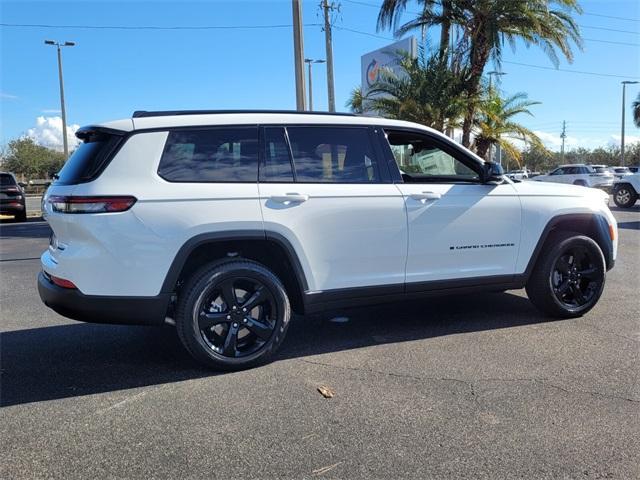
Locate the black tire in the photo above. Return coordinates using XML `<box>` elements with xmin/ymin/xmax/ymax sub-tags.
<box><xmin>613</xmin><ymin>184</ymin><xmax>638</xmax><ymax>208</ymax></box>
<box><xmin>176</xmin><ymin>259</ymin><xmax>291</xmax><ymax>370</ymax></box>
<box><xmin>526</xmin><ymin>231</ymin><xmax>606</xmax><ymax>319</ymax></box>
<box><xmin>15</xmin><ymin>210</ymin><xmax>27</xmax><ymax>222</ymax></box>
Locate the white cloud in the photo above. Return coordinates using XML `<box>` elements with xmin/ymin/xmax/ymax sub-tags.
<box><xmin>608</xmin><ymin>134</ymin><xmax>640</xmax><ymax>147</ymax></box>
<box><xmin>41</xmin><ymin>109</ymin><xmax>61</xmax><ymax>114</ymax></box>
<box><xmin>24</xmin><ymin>116</ymin><xmax>80</xmax><ymax>151</ymax></box>
<box><xmin>1</xmin><ymin>92</ymin><xmax>18</xmax><ymax>100</ymax></box>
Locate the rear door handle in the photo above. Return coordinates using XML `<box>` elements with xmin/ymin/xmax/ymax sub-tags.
<box><xmin>269</xmin><ymin>193</ymin><xmax>309</xmax><ymax>204</ymax></box>
<box><xmin>409</xmin><ymin>191</ymin><xmax>441</xmax><ymax>201</ymax></box>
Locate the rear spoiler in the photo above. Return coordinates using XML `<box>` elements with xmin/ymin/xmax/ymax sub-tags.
<box><xmin>75</xmin><ymin>126</ymin><xmax>127</xmax><ymax>142</ymax></box>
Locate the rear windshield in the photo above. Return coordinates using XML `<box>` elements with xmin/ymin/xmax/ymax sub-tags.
<box><xmin>0</xmin><ymin>174</ymin><xmax>17</xmax><ymax>186</ymax></box>
<box><xmin>54</xmin><ymin>132</ymin><xmax>122</xmax><ymax>185</ymax></box>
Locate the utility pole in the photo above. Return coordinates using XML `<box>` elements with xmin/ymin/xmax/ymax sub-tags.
<box><xmin>621</xmin><ymin>80</ymin><xmax>639</xmax><ymax>166</ymax></box>
<box><xmin>322</xmin><ymin>0</ymin><xmax>336</xmax><ymax>112</ymax></box>
<box><xmin>45</xmin><ymin>40</ymin><xmax>75</xmax><ymax>158</ymax></box>
<box><xmin>305</xmin><ymin>59</ymin><xmax>325</xmax><ymax>111</ymax></box>
<box><xmin>560</xmin><ymin>120</ymin><xmax>566</xmax><ymax>162</ymax></box>
<box><xmin>292</xmin><ymin>0</ymin><xmax>306</xmax><ymax>111</ymax></box>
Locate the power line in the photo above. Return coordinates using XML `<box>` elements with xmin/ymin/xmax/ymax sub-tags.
<box><xmin>579</xmin><ymin>24</ymin><xmax>639</xmax><ymax>35</ymax></box>
<box><xmin>0</xmin><ymin>22</ymin><xmax>322</xmax><ymax>30</ymax></box>
<box><xmin>583</xmin><ymin>12</ymin><xmax>640</xmax><ymax>23</ymax></box>
<box><xmin>503</xmin><ymin>60</ymin><xmax>638</xmax><ymax>79</ymax></box>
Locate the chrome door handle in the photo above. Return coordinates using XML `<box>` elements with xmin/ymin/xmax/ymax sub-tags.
<box><xmin>409</xmin><ymin>191</ymin><xmax>441</xmax><ymax>201</ymax></box>
<box><xmin>269</xmin><ymin>193</ymin><xmax>309</xmax><ymax>204</ymax></box>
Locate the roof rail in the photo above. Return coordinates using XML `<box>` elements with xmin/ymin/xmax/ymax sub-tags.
<box><xmin>132</xmin><ymin>109</ymin><xmax>358</xmax><ymax>118</ymax></box>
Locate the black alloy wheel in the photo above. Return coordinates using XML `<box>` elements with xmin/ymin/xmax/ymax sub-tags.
<box><xmin>551</xmin><ymin>246</ymin><xmax>602</xmax><ymax>309</ymax></box>
<box><xmin>613</xmin><ymin>185</ymin><xmax>638</xmax><ymax>208</ymax></box>
<box><xmin>197</xmin><ymin>276</ymin><xmax>277</xmax><ymax>358</ymax></box>
<box><xmin>526</xmin><ymin>232</ymin><xmax>606</xmax><ymax>318</ymax></box>
<box><xmin>176</xmin><ymin>260</ymin><xmax>291</xmax><ymax>370</ymax></box>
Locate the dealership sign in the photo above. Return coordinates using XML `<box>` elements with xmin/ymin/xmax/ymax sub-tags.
<box><xmin>360</xmin><ymin>36</ymin><xmax>417</xmax><ymax>98</ymax></box>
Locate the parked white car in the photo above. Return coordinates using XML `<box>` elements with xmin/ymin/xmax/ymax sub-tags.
<box><xmin>612</xmin><ymin>173</ymin><xmax>640</xmax><ymax>208</ymax></box>
<box><xmin>533</xmin><ymin>164</ymin><xmax>614</xmax><ymax>189</ymax></box>
<box><xmin>506</xmin><ymin>169</ymin><xmax>529</xmax><ymax>180</ymax></box>
<box><xmin>608</xmin><ymin>166</ymin><xmax>633</xmax><ymax>179</ymax></box>
<box><xmin>38</xmin><ymin>110</ymin><xmax>618</xmax><ymax>370</ymax></box>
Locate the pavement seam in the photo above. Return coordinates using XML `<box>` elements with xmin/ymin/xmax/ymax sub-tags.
<box><xmin>298</xmin><ymin>359</ymin><xmax>640</xmax><ymax>404</ymax></box>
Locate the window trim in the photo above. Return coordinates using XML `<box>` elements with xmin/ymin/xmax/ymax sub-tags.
<box><xmin>157</xmin><ymin>125</ymin><xmax>260</xmax><ymax>184</ymax></box>
<box><xmin>258</xmin><ymin>126</ymin><xmax>297</xmax><ymax>183</ymax></box>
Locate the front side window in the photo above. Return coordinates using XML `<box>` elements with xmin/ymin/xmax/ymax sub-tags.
<box><xmin>286</xmin><ymin>127</ymin><xmax>379</xmax><ymax>183</ymax></box>
<box><xmin>158</xmin><ymin>127</ymin><xmax>258</xmax><ymax>182</ymax></box>
<box><xmin>384</xmin><ymin>130</ymin><xmax>479</xmax><ymax>182</ymax></box>
<box><xmin>551</xmin><ymin>168</ymin><xmax>565</xmax><ymax>176</ymax></box>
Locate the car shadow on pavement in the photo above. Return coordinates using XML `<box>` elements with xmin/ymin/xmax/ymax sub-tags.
<box><xmin>1</xmin><ymin>292</ymin><xmax>544</xmax><ymax>407</ymax></box>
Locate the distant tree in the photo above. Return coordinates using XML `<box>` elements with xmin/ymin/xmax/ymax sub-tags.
<box><xmin>345</xmin><ymin>86</ymin><xmax>365</xmax><ymax>114</ymax></box>
<box><xmin>0</xmin><ymin>137</ymin><xmax>66</xmax><ymax>179</ymax></box>
<box><xmin>366</xmin><ymin>50</ymin><xmax>468</xmax><ymax>133</ymax></box>
<box><xmin>633</xmin><ymin>92</ymin><xmax>640</xmax><ymax>128</ymax></box>
<box><xmin>472</xmin><ymin>88</ymin><xmax>545</xmax><ymax>163</ymax></box>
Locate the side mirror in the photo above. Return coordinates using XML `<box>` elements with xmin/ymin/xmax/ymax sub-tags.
<box><xmin>18</xmin><ymin>182</ymin><xmax>27</xmax><ymax>188</ymax></box>
<box><xmin>482</xmin><ymin>161</ymin><xmax>504</xmax><ymax>183</ymax></box>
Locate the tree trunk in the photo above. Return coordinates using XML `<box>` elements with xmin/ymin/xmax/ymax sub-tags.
<box><xmin>475</xmin><ymin>139</ymin><xmax>491</xmax><ymax>159</ymax></box>
<box><xmin>461</xmin><ymin>24</ymin><xmax>490</xmax><ymax>148</ymax></box>
<box><xmin>439</xmin><ymin>1</ymin><xmax>452</xmax><ymax>62</ymax></box>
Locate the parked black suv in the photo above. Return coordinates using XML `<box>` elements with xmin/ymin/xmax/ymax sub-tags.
<box><xmin>0</xmin><ymin>172</ymin><xmax>27</xmax><ymax>222</ymax></box>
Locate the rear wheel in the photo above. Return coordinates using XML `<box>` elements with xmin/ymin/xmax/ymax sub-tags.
<box><xmin>526</xmin><ymin>232</ymin><xmax>606</xmax><ymax>318</ymax></box>
<box><xmin>176</xmin><ymin>260</ymin><xmax>291</xmax><ymax>370</ymax></box>
<box><xmin>613</xmin><ymin>184</ymin><xmax>638</xmax><ymax>208</ymax></box>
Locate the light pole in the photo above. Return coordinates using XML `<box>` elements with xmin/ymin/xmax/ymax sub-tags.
<box><xmin>45</xmin><ymin>40</ymin><xmax>75</xmax><ymax>159</ymax></box>
<box><xmin>487</xmin><ymin>70</ymin><xmax>506</xmax><ymax>90</ymax></box>
<box><xmin>304</xmin><ymin>59</ymin><xmax>325</xmax><ymax>111</ymax></box>
<box><xmin>620</xmin><ymin>80</ymin><xmax>639</xmax><ymax>166</ymax></box>
<box><xmin>291</xmin><ymin>0</ymin><xmax>306</xmax><ymax>111</ymax></box>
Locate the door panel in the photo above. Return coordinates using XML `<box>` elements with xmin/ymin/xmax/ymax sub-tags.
<box><xmin>259</xmin><ymin>183</ymin><xmax>407</xmax><ymax>292</ymax></box>
<box><xmin>396</xmin><ymin>183</ymin><xmax>521</xmax><ymax>283</ymax></box>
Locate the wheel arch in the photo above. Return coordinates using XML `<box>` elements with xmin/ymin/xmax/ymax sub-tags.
<box><xmin>161</xmin><ymin>230</ymin><xmax>309</xmax><ymax>313</ymax></box>
<box><xmin>524</xmin><ymin>213</ymin><xmax>614</xmax><ymax>279</ymax></box>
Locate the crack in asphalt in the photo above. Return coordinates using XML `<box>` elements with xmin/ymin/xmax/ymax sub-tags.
<box><xmin>299</xmin><ymin>358</ymin><xmax>640</xmax><ymax>404</ymax></box>
<box><xmin>581</xmin><ymin>321</ymin><xmax>640</xmax><ymax>344</ymax></box>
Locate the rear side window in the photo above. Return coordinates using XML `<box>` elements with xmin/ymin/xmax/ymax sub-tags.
<box><xmin>158</xmin><ymin>127</ymin><xmax>258</xmax><ymax>182</ymax></box>
<box><xmin>0</xmin><ymin>174</ymin><xmax>17</xmax><ymax>186</ymax></box>
<box><xmin>55</xmin><ymin>132</ymin><xmax>121</xmax><ymax>185</ymax></box>
<box><xmin>286</xmin><ymin>127</ymin><xmax>379</xmax><ymax>183</ymax></box>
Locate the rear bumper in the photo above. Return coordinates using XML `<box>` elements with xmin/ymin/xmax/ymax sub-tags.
<box><xmin>37</xmin><ymin>272</ymin><xmax>170</xmax><ymax>325</ymax></box>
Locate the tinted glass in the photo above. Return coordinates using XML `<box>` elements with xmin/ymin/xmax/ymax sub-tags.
<box><xmin>286</xmin><ymin>127</ymin><xmax>379</xmax><ymax>183</ymax></box>
<box><xmin>159</xmin><ymin>127</ymin><xmax>258</xmax><ymax>182</ymax></box>
<box><xmin>385</xmin><ymin>131</ymin><xmax>478</xmax><ymax>181</ymax></box>
<box><xmin>55</xmin><ymin>133</ymin><xmax>121</xmax><ymax>185</ymax></box>
<box><xmin>0</xmin><ymin>174</ymin><xmax>16</xmax><ymax>186</ymax></box>
<box><xmin>551</xmin><ymin>168</ymin><xmax>564</xmax><ymax>175</ymax></box>
<box><xmin>260</xmin><ymin>127</ymin><xmax>294</xmax><ymax>182</ymax></box>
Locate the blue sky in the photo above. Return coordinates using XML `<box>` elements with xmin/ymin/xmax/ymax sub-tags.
<box><xmin>1</xmin><ymin>0</ymin><xmax>639</xmax><ymax>151</ymax></box>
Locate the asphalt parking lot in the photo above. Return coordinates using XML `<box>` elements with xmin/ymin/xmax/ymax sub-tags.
<box><xmin>1</xmin><ymin>206</ymin><xmax>638</xmax><ymax>479</ymax></box>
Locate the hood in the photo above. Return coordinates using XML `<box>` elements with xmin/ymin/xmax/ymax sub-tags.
<box><xmin>511</xmin><ymin>180</ymin><xmax>608</xmax><ymax>201</ymax></box>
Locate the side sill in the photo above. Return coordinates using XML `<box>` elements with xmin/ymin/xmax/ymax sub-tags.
<box><xmin>303</xmin><ymin>275</ymin><xmax>526</xmax><ymax>314</ymax></box>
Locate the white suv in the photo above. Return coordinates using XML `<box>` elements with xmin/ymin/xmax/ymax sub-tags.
<box><xmin>38</xmin><ymin>111</ymin><xmax>618</xmax><ymax>370</ymax></box>
<box><xmin>533</xmin><ymin>164</ymin><xmax>614</xmax><ymax>189</ymax></box>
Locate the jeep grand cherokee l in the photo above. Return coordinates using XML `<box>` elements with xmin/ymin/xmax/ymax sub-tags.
<box><xmin>38</xmin><ymin>110</ymin><xmax>618</xmax><ymax>370</ymax></box>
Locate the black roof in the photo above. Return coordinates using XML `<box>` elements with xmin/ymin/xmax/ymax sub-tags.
<box><xmin>132</xmin><ymin>109</ymin><xmax>357</xmax><ymax>118</ymax></box>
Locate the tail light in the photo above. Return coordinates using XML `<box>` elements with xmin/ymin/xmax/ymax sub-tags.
<box><xmin>48</xmin><ymin>195</ymin><xmax>136</xmax><ymax>214</ymax></box>
<box><xmin>50</xmin><ymin>274</ymin><xmax>77</xmax><ymax>289</ymax></box>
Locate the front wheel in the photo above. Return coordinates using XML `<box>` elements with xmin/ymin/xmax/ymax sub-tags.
<box><xmin>613</xmin><ymin>185</ymin><xmax>638</xmax><ymax>208</ymax></box>
<box><xmin>526</xmin><ymin>232</ymin><xmax>606</xmax><ymax>318</ymax></box>
<box><xmin>176</xmin><ymin>260</ymin><xmax>291</xmax><ymax>370</ymax></box>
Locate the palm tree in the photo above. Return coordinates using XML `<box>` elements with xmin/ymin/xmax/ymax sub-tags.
<box><xmin>472</xmin><ymin>87</ymin><xmax>546</xmax><ymax>164</ymax></box>
<box><xmin>345</xmin><ymin>86</ymin><xmax>365</xmax><ymax>114</ymax></box>
<box><xmin>633</xmin><ymin>92</ymin><xmax>640</xmax><ymax>128</ymax></box>
<box><xmin>378</xmin><ymin>0</ymin><xmax>583</xmax><ymax>147</ymax></box>
<box><xmin>365</xmin><ymin>50</ymin><xmax>468</xmax><ymax>132</ymax></box>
